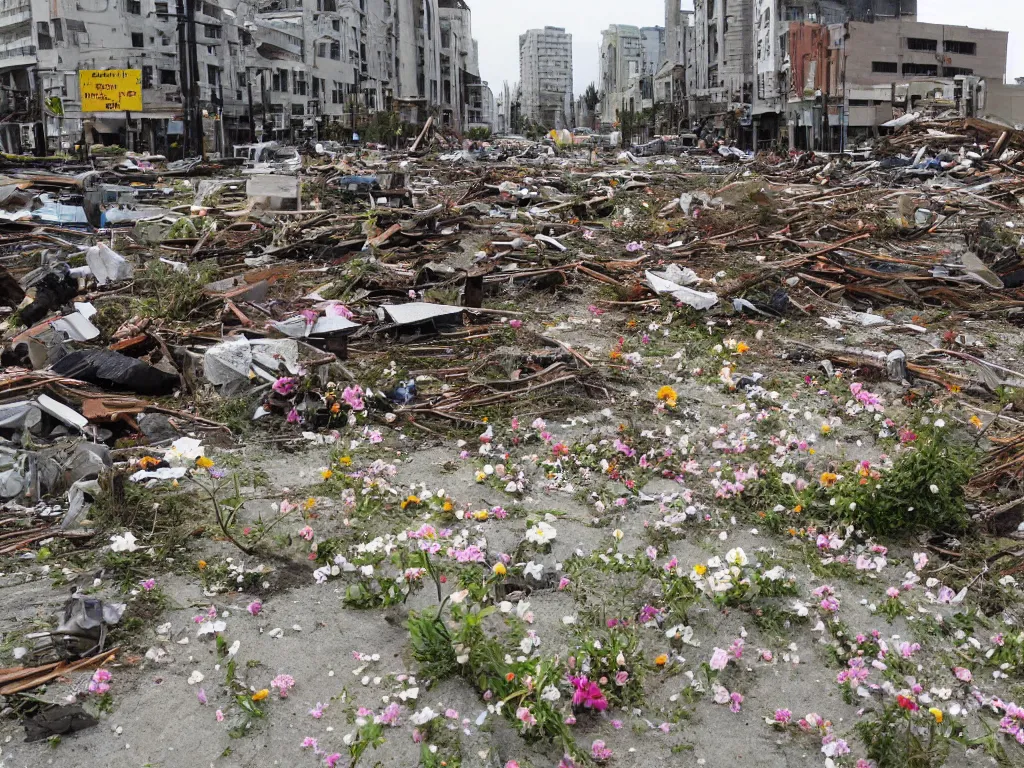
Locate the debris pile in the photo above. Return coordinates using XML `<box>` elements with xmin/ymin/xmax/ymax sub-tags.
<box><xmin>1</xmin><ymin>126</ymin><xmax>1024</xmax><ymax>765</ymax></box>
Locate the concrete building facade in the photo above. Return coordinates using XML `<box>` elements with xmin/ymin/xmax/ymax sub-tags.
<box><xmin>0</xmin><ymin>0</ymin><xmax>490</xmax><ymax>155</ymax></box>
<box><xmin>518</xmin><ymin>26</ymin><xmax>572</xmax><ymax>129</ymax></box>
<box><xmin>598</xmin><ymin>24</ymin><xmax>664</xmax><ymax>127</ymax></box>
<box><xmin>692</xmin><ymin>0</ymin><xmax>754</xmax><ymax>141</ymax></box>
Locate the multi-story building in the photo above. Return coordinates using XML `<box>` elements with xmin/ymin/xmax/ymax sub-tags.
<box><xmin>0</xmin><ymin>0</ymin><xmax>482</xmax><ymax>155</ymax></box>
<box><xmin>655</xmin><ymin>0</ymin><xmax>695</xmax><ymax>134</ymax></box>
<box><xmin>751</xmin><ymin>1</ymin><xmax>918</xmax><ymax>147</ymax></box>
<box><xmin>780</xmin><ymin>14</ymin><xmax>1005</xmax><ymax>151</ymax></box>
<box><xmin>519</xmin><ymin>26</ymin><xmax>572</xmax><ymax>129</ymax></box>
<box><xmin>691</xmin><ymin>0</ymin><xmax>754</xmax><ymax>143</ymax></box>
<box><xmin>598</xmin><ymin>24</ymin><xmax>664</xmax><ymax>127</ymax></box>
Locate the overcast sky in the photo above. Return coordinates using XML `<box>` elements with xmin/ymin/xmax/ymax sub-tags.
<box><xmin>471</xmin><ymin>0</ymin><xmax>1024</xmax><ymax>98</ymax></box>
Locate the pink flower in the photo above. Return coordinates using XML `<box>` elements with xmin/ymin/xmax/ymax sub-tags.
<box><xmin>913</xmin><ymin>552</ymin><xmax>928</xmax><ymax>571</ymax></box>
<box><xmin>216</xmin><ymin>709</ymin><xmax>224</xmax><ymax>722</ymax></box>
<box><xmin>774</xmin><ymin>708</ymin><xmax>792</xmax><ymax>724</ymax></box>
<box><xmin>302</xmin><ymin>736</ymin><xmax>319</xmax><ymax>750</ymax></box>
<box><xmin>570</xmin><ymin>675</ymin><xmax>608</xmax><ymax>711</ymax></box>
<box><xmin>272</xmin><ymin>377</ymin><xmax>296</xmax><ymax>396</ymax></box>
<box><xmin>659</xmin><ymin>722</ymin><xmax>670</xmax><ymax>733</ymax></box>
<box><xmin>504</xmin><ymin>762</ymin><xmax>521</xmax><ymax>768</ymax></box>
<box><xmin>625</xmin><ymin>241</ymin><xmax>645</xmax><ymax>252</ymax></box>
<box><xmin>298</xmin><ymin>525</ymin><xmax>314</xmax><ymax>541</ymax></box>
<box><xmin>93</xmin><ymin>669</ymin><xmax>112</xmax><ymax>683</ymax></box>
<box><xmin>953</xmin><ymin>666</ymin><xmax>972</xmax><ymax>682</ymax></box>
<box><xmin>378</xmin><ymin>701</ymin><xmax>401</xmax><ymax>726</ymax></box>
<box><xmin>270</xmin><ymin>673</ymin><xmax>295</xmax><ymax>698</ymax></box>
<box><xmin>509</xmin><ymin>319</ymin><xmax>523</xmax><ymax>329</ymax></box>
<box><xmin>140</xmin><ymin>578</ymin><xmax>155</xmax><ymax>591</ymax></box>
<box><xmin>730</xmin><ymin>691</ymin><xmax>743</xmax><ymax>713</ymax></box>
<box><xmin>611</xmin><ymin>719</ymin><xmax>623</xmax><ymax>729</ymax></box>
<box><xmin>729</xmin><ymin>637</ymin><xmax>744</xmax><ymax>659</ymax></box>
<box><xmin>516</xmin><ymin>706</ymin><xmax>537</xmax><ymax>728</ymax></box>
<box><xmin>324</xmin><ymin>753</ymin><xmax>342</xmax><ymax>768</ymax></box>
<box><xmin>342</xmin><ymin>385</ymin><xmax>365</xmax><ymax>411</ymax></box>
<box><xmin>591</xmin><ymin>739</ymin><xmax>613</xmax><ymax>760</ymax></box>
<box><xmin>937</xmin><ymin>585</ymin><xmax>955</xmax><ymax>604</ymax></box>
<box><xmin>309</xmin><ymin>702</ymin><xmax>325</xmax><ymax>719</ymax></box>
<box><xmin>558</xmin><ymin>576</ymin><xmax>570</xmax><ymax>590</ymax></box>
<box><xmin>709</xmin><ymin>647</ymin><xmax>729</xmax><ymax>671</ymax></box>
<box><xmin>286</xmin><ymin>407</ymin><xmax>301</xmax><ymax>424</ymax></box>
<box><xmin>197</xmin><ymin>688</ymin><xmax>208</xmax><ymax>705</ymax></box>
<box><xmin>614</xmin><ymin>671</ymin><xmax>629</xmax><ymax>686</ymax></box>
<box><xmin>886</xmin><ymin>587</ymin><xmax>900</xmax><ymax>599</ymax></box>
<box><xmin>444</xmin><ymin>708</ymin><xmax>459</xmax><ymax>719</ymax></box>
<box><xmin>367</xmin><ymin>430</ymin><xmax>383</xmax><ymax>443</ymax></box>
<box><xmin>247</xmin><ymin>600</ymin><xmax>262</xmax><ymax>616</ymax></box>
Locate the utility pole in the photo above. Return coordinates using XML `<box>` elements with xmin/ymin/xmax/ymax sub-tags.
<box><xmin>176</xmin><ymin>0</ymin><xmax>191</xmax><ymax>156</ymax></box>
<box><xmin>185</xmin><ymin>0</ymin><xmax>204</xmax><ymax>157</ymax></box>
<box><xmin>247</xmin><ymin>76</ymin><xmax>255</xmax><ymax>142</ymax></box>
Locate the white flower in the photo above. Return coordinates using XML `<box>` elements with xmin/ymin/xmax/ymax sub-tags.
<box><xmin>523</xmin><ymin>561</ymin><xmax>544</xmax><ymax>580</ymax></box>
<box><xmin>725</xmin><ymin>547</ymin><xmax>748</xmax><ymax>567</ymax></box>
<box><xmin>706</xmin><ymin>556</ymin><xmax>722</xmax><ymax>569</ymax></box>
<box><xmin>540</xmin><ymin>684</ymin><xmax>561</xmax><ymax>701</ymax></box>
<box><xmin>934</xmin><ymin>419</ymin><xmax>946</xmax><ymax>428</ymax></box>
<box><xmin>525</xmin><ymin>521</ymin><xmax>557</xmax><ymax>544</ymax></box>
<box><xmin>110</xmin><ymin>531</ymin><xmax>139</xmax><ymax>552</ymax></box>
<box><xmin>781</xmin><ymin>472</ymin><xmax>796</xmax><ymax>485</ymax></box>
<box><xmin>360</xmin><ymin>564</ymin><xmax>374</xmax><ymax>577</ymax></box>
<box><xmin>762</xmin><ymin>566</ymin><xmax>786</xmax><ymax>581</ymax></box>
<box><xmin>498</xmin><ymin>601</ymin><xmax>513</xmax><ymax>613</ymax></box>
<box><xmin>929</xmin><ymin>484</ymin><xmax>939</xmax><ymax>494</ymax></box>
<box><xmin>187</xmin><ymin>670</ymin><xmax>204</xmax><ymax>685</ymax></box>
<box><xmin>612</xmin><ymin>529</ymin><xmax>624</xmax><ymax>541</ymax></box>
<box><xmin>197</xmin><ymin>620</ymin><xmax>226</xmax><ymax>636</ymax></box>
<box><xmin>409</xmin><ymin>706</ymin><xmax>437</xmax><ymax>725</ymax></box>
<box><xmin>792</xmin><ymin>601</ymin><xmax>809</xmax><ymax>617</ymax></box>
<box><xmin>398</xmin><ymin>687</ymin><xmax>419</xmax><ymax>701</ymax></box>
<box><xmin>450</xmin><ymin>589</ymin><xmax>470</xmax><ymax>604</ymax></box>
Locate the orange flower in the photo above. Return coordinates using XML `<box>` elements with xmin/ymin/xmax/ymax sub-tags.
<box><xmin>819</xmin><ymin>472</ymin><xmax>838</xmax><ymax>487</ymax></box>
<box><xmin>330</xmin><ymin>402</ymin><xmax>341</xmax><ymax>414</ymax></box>
<box><xmin>505</xmin><ymin>672</ymin><xmax>515</xmax><ymax>682</ymax></box>
<box><xmin>969</xmin><ymin>414</ymin><xmax>982</xmax><ymax>429</ymax></box>
<box><xmin>195</xmin><ymin>456</ymin><xmax>214</xmax><ymax>469</ymax></box>
<box><xmin>252</xmin><ymin>689</ymin><xmax>269</xmax><ymax>701</ymax></box>
<box><xmin>654</xmin><ymin>654</ymin><xmax>668</xmax><ymax>666</ymax></box>
<box><xmin>735</xmin><ymin>342</ymin><xmax>750</xmax><ymax>354</ymax></box>
<box><xmin>197</xmin><ymin>560</ymin><xmax>207</xmax><ymax>570</ymax></box>
<box><xmin>138</xmin><ymin>456</ymin><xmax>161</xmax><ymax>470</ymax></box>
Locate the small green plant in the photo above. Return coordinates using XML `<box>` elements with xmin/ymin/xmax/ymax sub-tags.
<box><xmin>408</xmin><ymin>609</ymin><xmax>459</xmax><ymax>682</ymax></box>
<box><xmin>830</xmin><ymin>425</ymin><xmax>976</xmax><ymax>537</ymax></box>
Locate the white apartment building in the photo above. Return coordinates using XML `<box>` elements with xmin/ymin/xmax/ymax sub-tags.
<box><xmin>519</xmin><ymin>26</ymin><xmax>572</xmax><ymax>129</ymax></box>
<box><xmin>0</xmin><ymin>0</ymin><xmax>487</xmax><ymax>155</ymax></box>
<box><xmin>598</xmin><ymin>24</ymin><xmax>664</xmax><ymax>126</ymax></box>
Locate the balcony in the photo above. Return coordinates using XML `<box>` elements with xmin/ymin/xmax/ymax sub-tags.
<box><xmin>0</xmin><ymin>2</ymin><xmax>30</xmax><ymax>30</ymax></box>
<box><xmin>253</xmin><ymin>17</ymin><xmax>304</xmax><ymax>60</ymax></box>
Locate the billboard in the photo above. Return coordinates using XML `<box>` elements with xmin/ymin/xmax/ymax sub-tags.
<box><xmin>79</xmin><ymin>69</ymin><xmax>143</xmax><ymax>112</ymax></box>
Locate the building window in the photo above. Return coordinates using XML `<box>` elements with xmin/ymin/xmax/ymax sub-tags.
<box><xmin>294</xmin><ymin>75</ymin><xmax>307</xmax><ymax>96</ymax></box>
<box><xmin>131</xmin><ymin>32</ymin><xmax>143</xmax><ymax>47</ymax></box>
<box><xmin>330</xmin><ymin>41</ymin><xmax>340</xmax><ymax>60</ymax></box>
<box><xmin>905</xmin><ymin>37</ymin><xmax>937</xmax><ymax>52</ymax></box>
<box><xmin>37</xmin><ymin>21</ymin><xmax>53</xmax><ymax>50</ymax></box>
<box><xmin>272</xmin><ymin>69</ymin><xmax>288</xmax><ymax>91</ymax></box>
<box><xmin>292</xmin><ymin>103</ymin><xmax>305</xmax><ymax>116</ymax></box>
<box><xmin>332</xmin><ymin>81</ymin><xmax>343</xmax><ymax>104</ymax></box>
<box><xmin>317</xmin><ymin>0</ymin><xmax>336</xmax><ymax>10</ymax></box>
<box><xmin>155</xmin><ymin>1</ymin><xmax>168</xmax><ymax>17</ymax></box>
<box><xmin>126</xmin><ymin>0</ymin><xmax>141</xmax><ymax>14</ymax></box>
<box><xmin>207</xmin><ymin>64</ymin><xmax>219</xmax><ymax>86</ymax></box>
<box><xmin>902</xmin><ymin>63</ymin><xmax>938</xmax><ymax>76</ymax></box>
<box><xmin>944</xmin><ymin>40</ymin><xmax>977</xmax><ymax>56</ymax></box>
<box><xmin>312</xmin><ymin>78</ymin><xmax>320</xmax><ymax>98</ymax></box>
<box><xmin>943</xmin><ymin>66</ymin><xmax>974</xmax><ymax>77</ymax></box>
<box><xmin>142</xmin><ymin>65</ymin><xmax>153</xmax><ymax>89</ymax></box>
<box><xmin>237</xmin><ymin>70</ymin><xmax>247</xmax><ymax>87</ymax></box>
<box><xmin>159</xmin><ymin>69</ymin><xmax>177</xmax><ymax>85</ymax></box>
<box><xmin>872</xmin><ymin>61</ymin><xmax>898</xmax><ymax>73</ymax></box>
<box><xmin>204</xmin><ymin>24</ymin><xmax>220</xmax><ymax>39</ymax></box>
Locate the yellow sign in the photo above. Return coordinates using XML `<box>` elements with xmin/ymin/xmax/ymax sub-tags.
<box><xmin>79</xmin><ymin>69</ymin><xmax>143</xmax><ymax>112</ymax></box>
